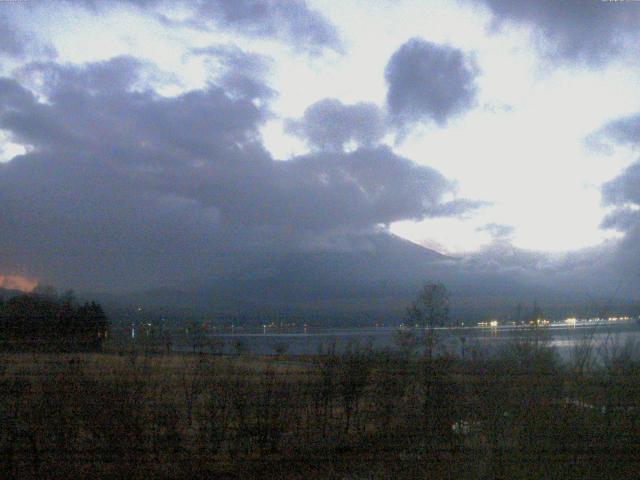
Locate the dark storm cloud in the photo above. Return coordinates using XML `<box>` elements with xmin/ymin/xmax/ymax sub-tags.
<box><xmin>0</xmin><ymin>55</ymin><xmax>471</xmax><ymax>290</ymax></box>
<box><xmin>285</xmin><ymin>99</ymin><xmax>386</xmax><ymax>151</ymax></box>
<box><xmin>275</xmin><ymin>147</ymin><xmax>468</xmax><ymax>229</ymax></box>
<box><xmin>474</xmin><ymin>0</ymin><xmax>640</xmax><ymax>64</ymax></box>
<box><xmin>385</xmin><ymin>38</ymin><xmax>478</xmax><ymax>127</ymax></box>
<box><xmin>63</xmin><ymin>0</ymin><xmax>341</xmax><ymax>52</ymax></box>
<box><xmin>1</xmin><ymin>57</ymin><xmax>266</xmax><ymax>162</ymax></box>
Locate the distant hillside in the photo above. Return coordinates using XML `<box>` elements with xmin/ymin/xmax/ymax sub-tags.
<box><xmin>92</xmin><ymin>233</ymin><xmax>637</xmax><ymax>326</ymax></box>
<box><xmin>123</xmin><ymin>233</ymin><xmax>448</xmax><ymax>314</ymax></box>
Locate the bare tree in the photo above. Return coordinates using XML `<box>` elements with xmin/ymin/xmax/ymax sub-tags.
<box><xmin>407</xmin><ymin>283</ymin><xmax>450</xmax><ymax>361</ymax></box>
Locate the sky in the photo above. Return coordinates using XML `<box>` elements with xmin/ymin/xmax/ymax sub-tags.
<box><xmin>1</xmin><ymin>0</ymin><xmax>640</xmax><ymax>296</ymax></box>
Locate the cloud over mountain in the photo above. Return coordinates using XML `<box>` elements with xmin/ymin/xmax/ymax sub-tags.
<box><xmin>0</xmin><ymin>55</ymin><xmax>472</xmax><ymax>291</ymax></box>
<box><xmin>477</xmin><ymin>223</ymin><xmax>514</xmax><ymax>239</ymax></box>
<box><xmin>2</xmin><ymin>0</ymin><xmax>638</xmax><ymax>313</ymax></box>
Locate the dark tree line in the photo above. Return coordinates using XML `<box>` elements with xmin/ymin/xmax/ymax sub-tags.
<box><xmin>0</xmin><ymin>291</ymin><xmax>108</xmax><ymax>351</ymax></box>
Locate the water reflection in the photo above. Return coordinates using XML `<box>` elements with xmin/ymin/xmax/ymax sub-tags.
<box><xmin>174</xmin><ymin>321</ymin><xmax>640</xmax><ymax>362</ymax></box>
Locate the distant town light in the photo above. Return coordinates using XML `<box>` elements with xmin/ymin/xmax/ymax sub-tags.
<box><xmin>565</xmin><ymin>317</ymin><xmax>577</xmax><ymax>325</ymax></box>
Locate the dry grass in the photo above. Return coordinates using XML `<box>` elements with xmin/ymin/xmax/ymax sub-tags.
<box><xmin>1</xmin><ymin>349</ymin><xmax>640</xmax><ymax>479</ymax></box>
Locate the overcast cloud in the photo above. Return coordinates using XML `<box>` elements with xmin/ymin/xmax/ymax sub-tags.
<box><xmin>285</xmin><ymin>99</ymin><xmax>386</xmax><ymax>152</ymax></box>
<box><xmin>0</xmin><ymin>55</ymin><xmax>472</xmax><ymax>290</ymax></box>
<box><xmin>475</xmin><ymin>0</ymin><xmax>640</xmax><ymax>65</ymax></box>
<box><xmin>1</xmin><ymin>0</ymin><xmax>640</xmax><ymax>307</ymax></box>
<box><xmin>63</xmin><ymin>0</ymin><xmax>341</xmax><ymax>53</ymax></box>
<box><xmin>0</xmin><ymin>12</ymin><xmax>55</xmax><ymax>60</ymax></box>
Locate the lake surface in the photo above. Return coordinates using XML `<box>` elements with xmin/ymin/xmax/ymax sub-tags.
<box><xmin>177</xmin><ymin>320</ymin><xmax>640</xmax><ymax>362</ymax></box>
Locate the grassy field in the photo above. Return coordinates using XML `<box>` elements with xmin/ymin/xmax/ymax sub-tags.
<box><xmin>2</xmin><ymin>342</ymin><xmax>640</xmax><ymax>479</ymax></box>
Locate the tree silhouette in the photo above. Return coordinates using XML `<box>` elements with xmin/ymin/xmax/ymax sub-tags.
<box><xmin>0</xmin><ymin>292</ymin><xmax>108</xmax><ymax>351</ymax></box>
<box><xmin>407</xmin><ymin>283</ymin><xmax>450</xmax><ymax>360</ymax></box>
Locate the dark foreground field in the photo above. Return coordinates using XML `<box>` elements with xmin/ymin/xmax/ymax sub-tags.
<box><xmin>2</xmin><ymin>339</ymin><xmax>640</xmax><ymax>479</ymax></box>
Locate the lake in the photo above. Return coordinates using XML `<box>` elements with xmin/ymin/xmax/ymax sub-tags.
<box><xmin>177</xmin><ymin>320</ymin><xmax>640</xmax><ymax>362</ymax></box>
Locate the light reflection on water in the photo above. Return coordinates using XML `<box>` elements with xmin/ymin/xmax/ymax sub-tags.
<box><xmin>176</xmin><ymin>321</ymin><xmax>640</xmax><ymax>361</ymax></box>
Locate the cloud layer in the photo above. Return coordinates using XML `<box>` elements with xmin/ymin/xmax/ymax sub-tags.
<box><xmin>285</xmin><ymin>99</ymin><xmax>386</xmax><ymax>151</ymax></box>
<box><xmin>0</xmin><ymin>55</ymin><xmax>470</xmax><ymax>290</ymax></box>
<box><xmin>588</xmin><ymin>109</ymin><xmax>640</xmax><ymax>295</ymax></box>
<box><xmin>476</xmin><ymin>0</ymin><xmax>640</xmax><ymax>64</ymax></box>
<box><xmin>0</xmin><ymin>12</ymin><xmax>56</xmax><ymax>60</ymax></box>
<box><xmin>64</xmin><ymin>0</ymin><xmax>341</xmax><ymax>53</ymax></box>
